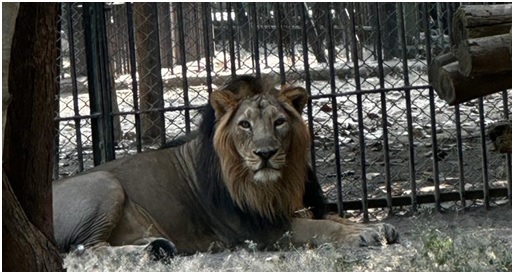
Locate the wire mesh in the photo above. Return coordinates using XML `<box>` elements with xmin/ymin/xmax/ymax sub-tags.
<box><xmin>55</xmin><ymin>2</ymin><xmax>511</xmax><ymax>214</ymax></box>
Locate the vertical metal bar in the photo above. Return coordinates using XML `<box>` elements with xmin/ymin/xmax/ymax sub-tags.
<box><xmin>59</xmin><ymin>4</ymin><xmax>65</xmax><ymax>79</ymax></box>
<box><xmin>96</xmin><ymin>3</ymin><xmax>116</xmax><ymax>161</ymax></box>
<box><xmin>83</xmin><ymin>3</ymin><xmax>106</xmax><ymax>165</ymax></box>
<box><xmin>343</xmin><ymin>5</ymin><xmax>350</xmax><ymax>62</ymax></box>
<box><xmin>66</xmin><ymin>3</ymin><xmax>84</xmax><ymax>172</ymax></box>
<box><xmin>478</xmin><ymin>98</ymin><xmax>490</xmax><ymax>208</ymax></box>
<box><xmin>262</xmin><ymin>7</ymin><xmax>268</xmax><ymax>69</ymax></box>
<box><xmin>446</xmin><ymin>3</ymin><xmax>453</xmax><ymax>39</ymax></box>
<box><xmin>274</xmin><ymin>3</ymin><xmax>286</xmax><ymax>84</ymax></box>
<box><xmin>289</xmin><ymin>4</ymin><xmax>296</xmax><ymax>67</ymax></box>
<box><xmin>349</xmin><ymin>3</ymin><xmax>369</xmax><ymax>221</ymax></box>
<box><xmin>227</xmin><ymin>3</ymin><xmax>236</xmax><ymax>78</ymax></box>
<box><xmin>167</xmin><ymin>3</ymin><xmax>174</xmax><ymax>75</ymax></box>
<box><xmin>219</xmin><ymin>3</ymin><xmax>228</xmax><ymax>71</ymax></box>
<box><xmin>448</xmin><ymin>5</ymin><xmax>464</xmax><ymax>207</ymax></box>
<box><xmin>325</xmin><ymin>3</ymin><xmax>343</xmax><ymax>216</ymax></box>
<box><xmin>398</xmin><ymin>3</ymin><xmax>417</xmax><ymax>212</ymax></box>
<box><xmin>250</xmin><ymin>3</ymin><xmax>260</xmax><ymax>78</ymax></box>
<box><xmin>454</xmin><ymin>104</ymin><xmax>466</xmax><ymax>207</ymax></box>
<box><xmin>502</xmin><ymin>90</ymin><xmax>512</xmax><ymax>201</ymax></box>
<box><xmin>120</xmin><ymin>7</ymin><xmax>128</xmax><ymax>75</ymax></box>
<box><xmin>193</xmin><ymin>8</ymin><xmax>202</xmax><ymax>72</ymax></box>
<box><xmin>423</xmin><ymin>3</ymin><xmax>441</xmax><ymax>212</ymax></box>
<box><xmin>398</xmin><ymin>3</ymin><xmax>410</xmax><ymax>92</ymax></box>
<box><xmin>125</xmin><ymin>3</ymin><xmax>142</xmax><ymax>153</ymax></box>
<box><xmin>125</xmin><ymin>11</ymin><xmax>130</xmax><ymax>75</ymax></box>
<box><xmin>202</xmin><ymin>3</ymin><xmax>213</xmax><ymax>94</ymax></box>
<box><xmin>176</xmin><ymin>3</ymin><xmax>191</xmax><ymax>133</ymax></box>
<box><xmin>235</xmin><ymin>4</ymin><xmax>241</xmax><ymax>70</ymax></box>
<box><xmin>436</xmin><ymin>3</ymin><xmax>444</xmax><ymax>49</ymax></box>
<box><xmin>374</xmin><ymin>3</ymin><xmax>392</xmax><ymax>213</ymax></box>
<box><xmin>300</xmin><ymin>3</ymin><xmax>317</xmax><ymax>176</ymax></box>
<box><xmin>506</xmin><ymin>151</ymin><xmax>512</xmax><ymax>202</ymax></box>
<box><xmin>290</xmin><ymin>6</ymin><xmax>296</xmax><ymax>66</ymax></box>
<box><xmin>326</xmin><ymin>3</ymin><xmax>344</xmax><ymax>218</ymax></box>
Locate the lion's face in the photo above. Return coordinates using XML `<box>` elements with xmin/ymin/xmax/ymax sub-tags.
<box><xmin>230</xmin><ymin>94</ymin><xmax>291</xmax><ymax>183</ymax></box>
<box><xmin>209</xmin><ymin>78</ymin><xmax>310</xmax><ymax>219</ymax></box>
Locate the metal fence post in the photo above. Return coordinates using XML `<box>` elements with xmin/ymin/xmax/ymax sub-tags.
<box><xmin>83</xmin><ymin>2</ymin><xmax>115</xmax><ymax>165</ymax></box>
<box><xmin>54</xmin><ymin>3</ymin><xmax>511</xmax><ymax>212</ymax></box>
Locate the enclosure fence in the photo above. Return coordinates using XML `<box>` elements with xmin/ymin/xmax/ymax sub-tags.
<box><xmin>55</xmin><ymin>2</ymin><xmax>511</xmax><ymax>220</ymax></box>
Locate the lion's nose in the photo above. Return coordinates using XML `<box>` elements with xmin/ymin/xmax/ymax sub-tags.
<box><xmin>253</xmin><ymin>148</ymin><xmax>278</xmax><ymax>160</ymax></box>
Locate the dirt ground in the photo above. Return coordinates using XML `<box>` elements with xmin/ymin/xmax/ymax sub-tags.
<box><xmin>64</xmin><ymin>203</ymin><xmax>512</xmax><ymax>272</ymax></box>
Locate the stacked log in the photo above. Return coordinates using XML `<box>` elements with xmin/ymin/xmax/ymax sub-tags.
<box><xmin>429</xmin><ymin>4</ymin><xmax>512</xmax><ymax>106</ymax></box>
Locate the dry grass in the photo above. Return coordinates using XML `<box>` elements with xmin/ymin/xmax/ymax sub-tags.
<box><xmin>64</xmin><ymin>204</ymin><xmax>511</xmax><ymax>272</ymax></box>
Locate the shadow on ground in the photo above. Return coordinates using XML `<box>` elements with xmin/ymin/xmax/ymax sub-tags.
<box><xmin>64</xmin><ymin>204</ymin><xmax>512</xmax><ymax>272</ymax></box>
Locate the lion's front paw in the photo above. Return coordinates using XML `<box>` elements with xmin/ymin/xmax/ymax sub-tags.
<box><xmin>359</xmin><ymin>223</ymin><xmax>399</xmax><ymax>247</ymax></box>
<box><xmin>144</xmin><ymin>238</ymin><xmax>177</xmax><ymax>262</ymax></box>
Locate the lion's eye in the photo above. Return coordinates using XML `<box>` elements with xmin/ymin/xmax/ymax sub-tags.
<box><xmin>275</xmin><ymin>118</ymin><xmax>286</xmax><ymax>127</ymax></box>
<box><xmin>239</xmin><ymin>120</ymin><xmax>251</xmax><ymax>129</ymax></box>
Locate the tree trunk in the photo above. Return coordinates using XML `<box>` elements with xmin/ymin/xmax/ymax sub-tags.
<box><xmin>134</xmin><ymin>2</ymin><xmax>165</xmax><ymax>144</ymax></box>
<box><xmin>159</xmin><ymin>2</ymin><xmax>173</xmax><ymax>68</ymax></box>
<box><xmin>235</xmin><ymin>3</ymin><xmax>251</xmax><ymax>51</ymax></box>
<box><xmin>380</xmin><ymin>3</ymin><xmax>399</xmax><ymax>60</ymax></box>
<box><xmin>304</xmin><ymin>3</ymin><xmax>327</xmax><ymax>63</ymax></box>
<box><xmin>2</xmin><ymin>2</ymin><xmax>63</xmax><ymax>271</ymax></box>
<box><xmin>2</xmin><ymin>2</ymin><xmax>18</xmax><ymax>147</ymax></box>
<box><xmin>456</xmin><ymin>33</ymin><xmax>511</xmax><ymax>76</ymax></box>
<box><xmin>452</xmin><ymin>4</ymin><xmax>512</xmax><ymax>46</ymax></box>
<box><xmin>3</xmin><ymin>172</ymin><xmax>63</xmax><ymax>271</ymax></box>
<box><xmin>109</xmin><ymin>61</ymin><xmax>122</xmax><ymax>143</ymax></box>
<box><xmin>403</xmin><ymin>3</ymin><xmax>418</xmax><ymax>46</ymax></box>
<box><xmin>172</xmin><ymin>3</ymin><xmax>205</xmax><ymax>65</ymax></box>
<box><xmin>71</xmin><ymin>4</ymin><xmax>88</xmax><ymax>76</ymax></box>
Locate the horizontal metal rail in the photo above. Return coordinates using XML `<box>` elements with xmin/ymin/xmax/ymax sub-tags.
<box><xmin>309</xmin><ymin>85</ymin><xmax>433</xmax><ymax>100</ymax></box>
<box><xmin>55</xmin><ymin>3</ymin><xmax>510</xmax><ymax>213</ymax></box>
<box><xmin>54</xmin><ymin>113</ymin><xmax>101</xmax><ymax>122</ymax></box>
<box><xmin>327</xmin><ymin>188</ymin><xmax>509</xmax><ymax>211</ymax></box>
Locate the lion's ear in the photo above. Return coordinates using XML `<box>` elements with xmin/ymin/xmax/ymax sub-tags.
<box><xmin>210</xmin><ymin>89</ymin><xmax>239</xmax><ymax>120</ymax></box>
<box><xmin>280</xmin><ymin>86</ymin><xmax>308</xmax><ymax>113</ymax></box>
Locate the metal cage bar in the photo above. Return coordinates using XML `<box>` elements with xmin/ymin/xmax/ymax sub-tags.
<box><xmin>373</xmin><ymin>3</ymin><xmax>393</xmax><ymax>214</ymax></box>
<box><xmin>54</xmin><ymin>2</ymin><xmax>511</xmax><ymax>213</ymax></box>
<box><xmin>125</xmin><ymin>3</ymin><xmax>142</xmax><ymax>153</ymax></box>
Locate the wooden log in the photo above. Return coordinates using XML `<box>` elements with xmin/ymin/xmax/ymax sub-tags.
<box><xmin>452</xmin><ymin>4</ymin><xmax>512</xmax><ymax>46</ymax></box>
<box><xmin>457</xmin><ymin>33</ymin><xmax>512</xmax><ymax>76</ymax></box>
<box><xmin>435</xmin><ymin>61</ymin><xmax>511</xmax><ymax>105</ymax></box>
<box><xmin>429</xmin><ymin>52</ymin><xmax>457</xmax><ymax>93</ymax></box>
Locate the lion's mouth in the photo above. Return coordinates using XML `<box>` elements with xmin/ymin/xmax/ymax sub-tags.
<box><xmin>245</xmin><ymin>158</ymin><xmax>283</xmax><ymax>182</ymax></box>
<box><xmin>254</xmin><ymin>160</ymin><xmax>281</xmax><ymax>172</ymax></box>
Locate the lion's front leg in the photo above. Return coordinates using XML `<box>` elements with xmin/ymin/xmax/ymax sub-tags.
<box><xmin>289</xmin><ymin>217</ymin><xmax>399</xmax><ymax>248</ymax></box>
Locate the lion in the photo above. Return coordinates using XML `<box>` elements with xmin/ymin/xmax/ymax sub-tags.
<box><xmin>53</xmin><ymin>76</ymin><xmax>398</xmax><ymax>259</ymax></box>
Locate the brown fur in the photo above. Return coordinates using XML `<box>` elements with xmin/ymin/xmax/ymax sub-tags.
<box><xmin>53</xmin><ymin>76</ymin><xmax>399</xmax><ymax>257</ymax></box>
<box><xmin>211</xmin><ymin>84</ymin><xmax>310</xmax><ymax>220</ymax></box>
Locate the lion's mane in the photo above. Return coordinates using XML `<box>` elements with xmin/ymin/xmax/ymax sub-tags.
<box><xmin>193</xmin><ymin>76</ymin><xmax>315</xmax><ymax>230</ymax></box>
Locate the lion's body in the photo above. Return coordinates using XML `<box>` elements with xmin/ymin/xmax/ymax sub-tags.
<box><xmin>54</xmin><ymin>140</ymin><xmax>286</xmax><ymax>254</ymax></box>
<box><xmin>53</xmin><ymin>76</ymin><xmax>398</xmax><ymax>257</ymax></box>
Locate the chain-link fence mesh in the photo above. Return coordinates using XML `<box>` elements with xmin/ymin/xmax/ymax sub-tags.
<box><xmin>55</xmin><ymin>3</ymin><xmax>511</xmax><ymax>213</ymax></box>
